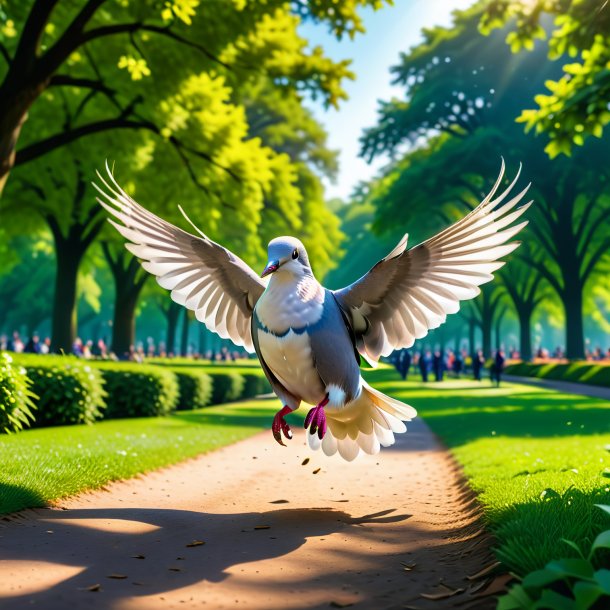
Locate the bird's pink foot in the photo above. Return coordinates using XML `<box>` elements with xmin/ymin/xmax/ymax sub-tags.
<box><xmin>272</xmin><ymin>405</ymin><xmax>293</xmax><ymax>446</ymax></box>
<box><xmin>304</xmin><ymin>395</ymin><xmax>329</xmax><ymax>440</ymax></box>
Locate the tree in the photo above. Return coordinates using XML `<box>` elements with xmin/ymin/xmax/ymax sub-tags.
<box><xmin>480</xmin><ymin>0</ymin><xmax>610</xmax><ymax>157</ymax></box>
<box><xmin>499</xmin><ymin>255</ymin><xmax>547</xmax><ymax>361</ymax></box>
<box><xmin>0</xmin><ymin>0</ymin><xmax>388</xmax><ymax>194</ymax></box>
<box><xmin>1</xmin><ymin>2</ymin><xmax>387</xmax><ymax>351</ymax></box>
<box><xmin>101</xmin><ymin>242</ymin><xmax>149</xmax><ymax>358</ymax></box>
<box><xmin>359</xmin><ymin>5</ymin><xmax>610</xmax><ymax>359</ymax></box>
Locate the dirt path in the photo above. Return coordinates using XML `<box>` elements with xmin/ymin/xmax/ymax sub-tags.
<box><xmin>0</xmin><ymin>419</ymin><xmax>502</xmax><ymax>610</ymax></box>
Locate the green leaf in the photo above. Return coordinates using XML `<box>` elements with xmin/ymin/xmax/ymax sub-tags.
<box><xmin>498</xmin><ymin>584</ymin><xmax>535</xmax><ymax>610</ymax></box>
<box><xmin>573</xmin><ymin>581</ymin><xmax>603</xmax><ymax>610</ymax></box>
<box><xmin>561</xmin><ymin>538</ymin><xmax>585</xmax><ymax>559</ymax></box>
<box><xmin>535</xmin><ymin>589</ymin><xmax>575</xmax><ymax>610</ymax></box>
<box><xmin>546</xmin><ymin>559</ymin><xmax>594</xmax><ymax>580</ymax></box>
<box><xmin>595</xmin><ymin>570</ymin><xmax>610</xmax><ymax>595</ymax></box>
<box><xmin>522</xmin><ymin>568</ymin><xmax>564</xmax><ymax>589</ymax></box>
<box><xmin>591</xmin><ymin>530</ymin><xmax>610</xmax><ymax>555</ymax></box>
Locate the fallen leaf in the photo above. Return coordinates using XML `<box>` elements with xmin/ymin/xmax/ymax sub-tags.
<box><xmin>401</xmin><ymin>561</ymin><xmax>416</xmax><ymax>571</ymax></box>
<box><xmin>471</xmin><ymin>573</ymin><xmax>515</xmax><ymax>598</ymax></box>
<box><xmin>301</xmin><ymin>458</ymin><xmax>310</xmax><ymax>466</ymax></box>
<box><xmin>168</xmin><ymin>567</ymin><xmax>182</xmax><ymax>572</ymax></box>
<box><xmin>313</xmin><ymin>468</ymin><xmax>321</xmax><ymax>474</ymax></box>
<box><xmin>176</xmin><ymin>557</ymin><xmax>185</xmax><ymax>560</ymax></box>
<box><xmin>78</xmin><ymin>583</ymin><xmax>101</xmax><ymax>592</ymax></box>
<box><xmin>420</xmin><ymin>584</ymin><xmax>464</xmax><ymax>600</ymax></box>
<box><xmin>131</xmin><ymin>554</ymin><xmax>145</xmax><ymax>560</ymax></box>
<box><xmin>467</xmin><ymin>561</ymin><xmax>501</xmax><ymax>581</ymax></box>
<box><xmin>132</xmin><ymin>582</ymin><xmax>144</xmax><ymax>586</ymax></box>
<box><xmin>107</xmin><ymin>574</ymin><xmax>127</xmax><ymax>580</ymax></box>
<box><xmin>330</xmin><ymin>601</ymin><xmax>354</xmax><ymax>608</ymax></box>
<box><xmin>186</xmin><ymin>540</ymin><xmax>205</xmax><ymax>547</ymax></box>
<box><xmin>254</xmin><ymin>525</ymin><xmax>270</xmax><ymax>530</ymax></box>
<box><xmin>269</xmin><ymin>499</ymin><xmax>289</xmax><ymax>504</ymax></box>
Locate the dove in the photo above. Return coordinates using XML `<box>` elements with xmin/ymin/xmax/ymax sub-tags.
<box><xmin>95</xmin><ymin>160</ymin><xmax>530</xmax><ymax>461</ymax></box>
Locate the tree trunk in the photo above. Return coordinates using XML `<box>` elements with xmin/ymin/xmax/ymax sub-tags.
<box><xmin>166</xmin><ymin>302</ymin><xmax>181</xmax><ymax>355</ymax></box>
<box><xmin>563</xmin><ymin>287</ymin><xmax>585</xmax><ymax>360</ymax></box>
<box><xmin>517</xmin><ymin>306</ymin><xmax>533</xmax><ymax>361</ymax></box>
<box><xmin>198</xmin><ymin>326</ymin><xmax>207</xmax><ymax>355</ymax></box>
<box><xmin>481</xmin><ymin>315</ymin><xmax>492</xmax><ymax>359</ymax></box>
<box><xmin>51</xmin><ymin>245</ymin><xmax>81</xmax><ymax>353</ymax></box>
<box><xmin>468</xmin><ymin>318</ymin><xmax>475</xmax><ymax>356</ymax></box>
<box><xmin>112</xmin><ymin>292</ymin><xmax>138</xmax><ymax>359</ymax></box>
<box><xmin>180</xmin><ymin>308</ymin><xmax>190</xmax><ymax>356</ymax></box>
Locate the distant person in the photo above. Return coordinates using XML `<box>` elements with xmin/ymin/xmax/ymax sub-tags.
<box><xmin>491</xmin><ymin>349</ymin><xmax>505</xmax><ymax>387</ymax></box>
<box><xmin>40</xmin><ymin>337</ymin><xmax>51</xmax><ymax>354</ymax></box>
<box><xmin>397</xmin><ymin>349</ymin><xmax>411</xmax><ymax>380</ymax></box>
<box><xmin>453</xmin><ymin>353</ymin><xmax>463</xmax><ymax>377</ymax></box>
<box><xmin>24</xmin><ymin>333</ymin><xmax>41</xmax><ymax>354</ymax></box>
<box><xmin>472</xmin><ymin>350</ymin><xmax>484</xmax><ymax>381</ymax></box>
<box><xmin>419</xmin><ymin>351</ymin><xmax>430</xmax><ymax>382</ymax></box>
<box><xmin>432</xmin><ymin>350</ymin><xmax>444</xmax><ymax>381</ymax></box>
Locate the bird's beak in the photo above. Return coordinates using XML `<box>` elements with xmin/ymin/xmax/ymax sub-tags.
<box><xmin>261</xmin><ymin>260</ymin><xmax>280</xmax><ymax>278</ymax></box>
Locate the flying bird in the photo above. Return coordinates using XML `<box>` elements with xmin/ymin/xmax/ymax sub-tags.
<box><xmin>95</xmin><ymin>161</ymin><xmax>530</xmax><ymax>461</ymax></box>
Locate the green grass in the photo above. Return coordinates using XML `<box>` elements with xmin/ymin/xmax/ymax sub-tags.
<box><xmin>365</xmin><ymin>368</ymin><xmax>610</xmax><ymax>575</ymax></box>
<box><xmin>505</xmin><ymin>361</ymin><xmax>610</xmax><ymax>388</ymax></box>
<box><xmin>0</xmin><ymin>397</ymin><xmax>284</xmax><ymax>515</ymax></box>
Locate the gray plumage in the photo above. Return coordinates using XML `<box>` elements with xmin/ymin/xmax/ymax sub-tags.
<box><xmin>95</xmin><ymin>160</ymin><xmax>530</xmax><ymax>461</ymax></box>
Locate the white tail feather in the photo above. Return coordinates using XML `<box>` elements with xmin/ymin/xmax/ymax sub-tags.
<box><xmin>307</xmin><ymin>380</ymin><xmax>416</xmax><ymax>462</ymax></box>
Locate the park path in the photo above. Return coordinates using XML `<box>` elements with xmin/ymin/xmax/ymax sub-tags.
<box><xmin>504</xmin><ymin>374</ymin><xmax>610</xmax><ymax>400</ymax></box>
<box><xmin>0</xmin><ymin>418</ymin><xmax>503</xmax><ymax>610</ymax></box>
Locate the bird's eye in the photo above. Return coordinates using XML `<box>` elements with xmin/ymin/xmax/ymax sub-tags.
<box><xmin>292</xmin><ymin>249</ymin><xmax>299</xmax><ymax>260</ymax></box>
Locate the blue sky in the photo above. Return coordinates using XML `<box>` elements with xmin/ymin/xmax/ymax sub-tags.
<box><xmin>300</xmin><ymin>0</ymin><xmax>476</xmax><ymax>200</ymax></box>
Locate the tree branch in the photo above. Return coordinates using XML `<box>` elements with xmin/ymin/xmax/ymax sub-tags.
<box><xmin>10</xmin><ymin>0</ymin><xmax>60</xmax><ymax>71</ymax></box>
<box><xmin>49</xmin><ymin>74</ymin><xmax>114</xmax><ymax>95</ymax></box>
<box><xmin>577</xmin><ymin>204</ymin><xmax>610</xmax><ymax>259</ymax></box>
<box><xmin>0</xmin><ymin>41</ymin><xmax>11</xmax><ymax>65</ymax></box>
<box><xmin>521</xmin><ymin>254</ymin><xmax>563</xmax><ymax>296</ymax></box>
<box><xmin>581</xmin><ymin>237</ymin><xmax>610</xmax><ymax>282</ymax></box>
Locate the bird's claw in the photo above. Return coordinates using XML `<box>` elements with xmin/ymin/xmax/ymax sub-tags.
<box><xmin>304</xmin><ymin>396</ymin><xmax>329</xmax><ymax>440</ymax></box>
<box><xmin>272</xmin><ymin>405</ymin><xmax>293</xmax><ymax>447</ymax></box>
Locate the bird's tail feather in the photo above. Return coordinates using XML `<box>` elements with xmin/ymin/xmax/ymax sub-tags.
<box><xmin>307</xmin><ymin>381</ymin><xmax>417</xmax><ymax>461</ymax></box>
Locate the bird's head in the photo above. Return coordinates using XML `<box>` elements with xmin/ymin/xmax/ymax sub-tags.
<box><xmin>261</xmin><ymin>236</ymin><xmax>311</xmax><ymax>279</ymax></box>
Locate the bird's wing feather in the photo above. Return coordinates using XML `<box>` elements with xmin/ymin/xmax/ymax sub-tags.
<box><xmin>333</xmin><ymin>161</ymin><xmax>531</xmax><ymax>363</ymax></box>
<box><xmin>94</xmin><ymin>163</ymin><xmax>266</xmax><ymax>352</ymax></box>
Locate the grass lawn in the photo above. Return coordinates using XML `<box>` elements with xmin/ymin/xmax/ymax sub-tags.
<box><xmin>365</xmin><ymin>368</ymin><xmax>610</xmax><ymax>575</ymax></box>
<box><xmin>0</xmin><ymin>397</ymin><xmax>284</xmax><ymax>516</ymax></box>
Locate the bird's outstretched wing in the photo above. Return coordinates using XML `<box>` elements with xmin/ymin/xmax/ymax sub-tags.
<box><xmin>333</xmin><ymin>161</ymin><xmax>531</xmax><ymax>364</ymax></box>
<box><xmin>94</xmin><ymin>164</ymin><xmax>266</xmax><ymax>352</ymax></box>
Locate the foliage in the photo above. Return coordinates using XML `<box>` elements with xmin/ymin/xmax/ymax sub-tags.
<box><xmin>365</xmin><ymin>369</ymin><xmax>610</xmax><ymax>575</ymax></box>
<box><xmin>173</xmin><ymin>368</ymin><xmax>213</xmax><ymax>410</ymax></box>
<box><xmin>206</xmin><ymin>370</ymin><xmax>245</xmax><ymax>405</ymax></box>
<box><xmin>242</xmin><ymin>372</ymin><xmax>272</xmax><ymax>398</ymax></box>
<box><xmin>498</xmin><ymin>505</ymin><xmax>610</xmax><ymax>610</ymax></box>
<box><xmin>506</xmin><ymin>362</ymin><xmax>610</xmax><ymax>388</ymax></box>
<box><xmin>96</xmin><ymin>362</ymin><xmax>179</xmax><ymax>418</ymax></box>
<box><xmin>358</xmin><ymin>4</ymin><xmax>610</xmax><ymax>359</ymax></box>
<box><xmin>15</xmin><ymin>354</ymin><xmax>106</xmax><ymax>426</ymax></box>
<box><xmin>480</xmin><ymin>0</ymin><xmax>610</xmax><ymax>157</ymax></box>
<box><xmin>0</xmin><ymin>397</ymin><xmax>284</xmax><ymax>515</ymax></box>
<box><xmin>0</xmin><ymin>352</ymin><xmax>36</xmax><ymax>433</ymax></box>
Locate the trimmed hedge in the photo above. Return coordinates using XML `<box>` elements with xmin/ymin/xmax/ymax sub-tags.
<box><xmin>173</xmin><ymin>369</ymin><xmax>213</xmax><ymax>410</ymax></box>
<box><xmin>207</xmin><ymin>370</ymin><xmax>245</xmax><ymax>404</ymax></box>
<box><xmin>16</xmin><ymin>355</ymin><xmax>106</xmax><ymax>426</ymax></box>
<box><xmin>95</xmin><ymin>362</ymin><xmax>179</xmax><ymax>418</ymax></box>
<box><xmin>0</xmin><ymin>352</ymin><xmax>37</xmax><ymax>433</ymax></box>
<box><xmin>6</xmin><ymin>355</ymin><xmax>273</xmax><ymax>427</ymax></box>
<box><xmin>505</xmin><ymin>361</ymin><xmax>610</xmax><ymax>388</ymax></box>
